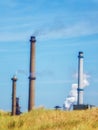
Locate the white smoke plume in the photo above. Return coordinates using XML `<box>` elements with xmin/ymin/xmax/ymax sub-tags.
<box><xmin>63</xmin><ymin>73</ymin><xmax>90</xmax><ymax>110</ymax></box>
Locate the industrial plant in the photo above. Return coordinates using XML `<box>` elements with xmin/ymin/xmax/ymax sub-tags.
<box><xmin>9</xmin><ymin>36</ymin><xmax>94</xmax><ymax>115</ymax></box>
<box><xmin>63</xmin><ymin>51</ymin><xmax>94</xmax><ymax>110</ymax></box>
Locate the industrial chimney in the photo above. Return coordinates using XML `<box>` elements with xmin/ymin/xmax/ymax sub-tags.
<box><xmin>73</xmin><ymin>52</ymin><xmax>93</xmax><ymax>110</ymax></box>
<box><xmin>28</xmin><ymin>36</ymin><xmax>36</xmax><ymax>111</ymax></box>
<box><xmin>77</xmin><ymin>52</ymin><xmax>84</xmax><ymax>105</ymax></box>
<box><xmin>11</xmin><ymin>75</ymin><xmax>17</xmax><ymax>115</ymax></box>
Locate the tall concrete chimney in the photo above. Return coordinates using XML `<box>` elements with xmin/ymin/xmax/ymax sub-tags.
<box><xmin>28</xmin><ymin>36</ymin><xmax>36</xmax><ymax>111</ymax></box>
<box><xmin>11</xmin><ymin>75</ymin><xmax>17</xmax><ymax>115</ymax></box>
<box><xmin>77</xmin><ymin>52</ymin><xmax>84</xmax><ymax>105</ymax></box>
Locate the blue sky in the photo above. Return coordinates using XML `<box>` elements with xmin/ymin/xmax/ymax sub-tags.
<box><xmin>0</xmin><ymin>0</ymin><xmax>98</xmax><ymax>111</ymax></box>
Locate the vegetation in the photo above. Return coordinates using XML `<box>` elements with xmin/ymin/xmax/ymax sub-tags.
<box><xmin>0</xmin><ymin>108</ymin><xmax>98</xmax><ymax>130</ymax></box>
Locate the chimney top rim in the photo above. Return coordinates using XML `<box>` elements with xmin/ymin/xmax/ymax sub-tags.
<box><xmin>30</xmin><ymin>36</ymin><xmax>36</xmax><ymax>42</ymax></box>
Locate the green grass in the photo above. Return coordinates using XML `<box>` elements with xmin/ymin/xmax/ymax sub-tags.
<box><xmin>0</xmin><ymin>108</ymin><xmax>98</xmax><ymax>130</ymax></box>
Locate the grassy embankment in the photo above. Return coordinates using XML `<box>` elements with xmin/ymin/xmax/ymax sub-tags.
<box><xmin>0</xmin><ymin>108</ymin><xmax>98</xmax><ymax>130</ymax></box>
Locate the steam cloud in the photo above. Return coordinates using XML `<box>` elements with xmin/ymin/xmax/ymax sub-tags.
<box><xmin>63</xmin><ymin>73</ymin><xmax>90</xmax><ymax>110</ymax></box>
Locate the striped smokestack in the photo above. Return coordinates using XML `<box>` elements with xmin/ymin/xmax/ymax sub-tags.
<box><xmin>77</xmin><ymin>51</ymin><xmax>84</xmax><ymax>105</ymax></box>
<box><xmin>11</xmin><ymin>75</ymin><xmax>17</xmax><ymax>115</ymax></box>
<box><xmin>28</xmin><ymin>36</ymin><xmax>36</xmax><ymax>111</ymax></box>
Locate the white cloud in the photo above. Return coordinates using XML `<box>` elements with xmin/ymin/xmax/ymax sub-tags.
<box><xmin>0</xmin><ymin>20</ymin><xmax>98</xmax><ymax>42</ymax></box>
<box><xmin>91</xmin><ymin>0</ymin><xmax>98</xmax><ymax>3</ymax></box>
<box><xmin>0</xmin><ymin>0</ymin><xmax>18</xmax><ymax>7</ymax></box>
<box><xmin>0</xmin><ymin>32</ymin><xmax>27</xmax><ymax>42</ymax></box>
<box><xmin>0</xmin><ymin>18</ymin><xmax>98</xmax><ymax>42</ymax></box>
<box><xmin>0</xmin><ymin>0</ymin><xmax>98</xmax><ymax>42</ymax></box>
<box><xmin>37</xmin><ymin>79</ymin><xmax>72</xmax><ymax>85</ymax></box>
<box><xmin>37</xmin><ymin>20</ymin><xmax>98</xmax><ymax>41</ymax></box>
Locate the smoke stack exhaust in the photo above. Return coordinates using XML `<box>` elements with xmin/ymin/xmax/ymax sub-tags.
<box><xmin>77</xmin><ymin>52</ymin><xmax>84</xmax><ymax>105</ymax></box>
<box><xmin>11</xmin><ymin>75</ymin><xmax>17</xmax><ymax>115</ymax></box>
<box><xmin>28</xmin><ymin>36</ymin><xmax>36</xmax><ymax>111</ymax></box>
